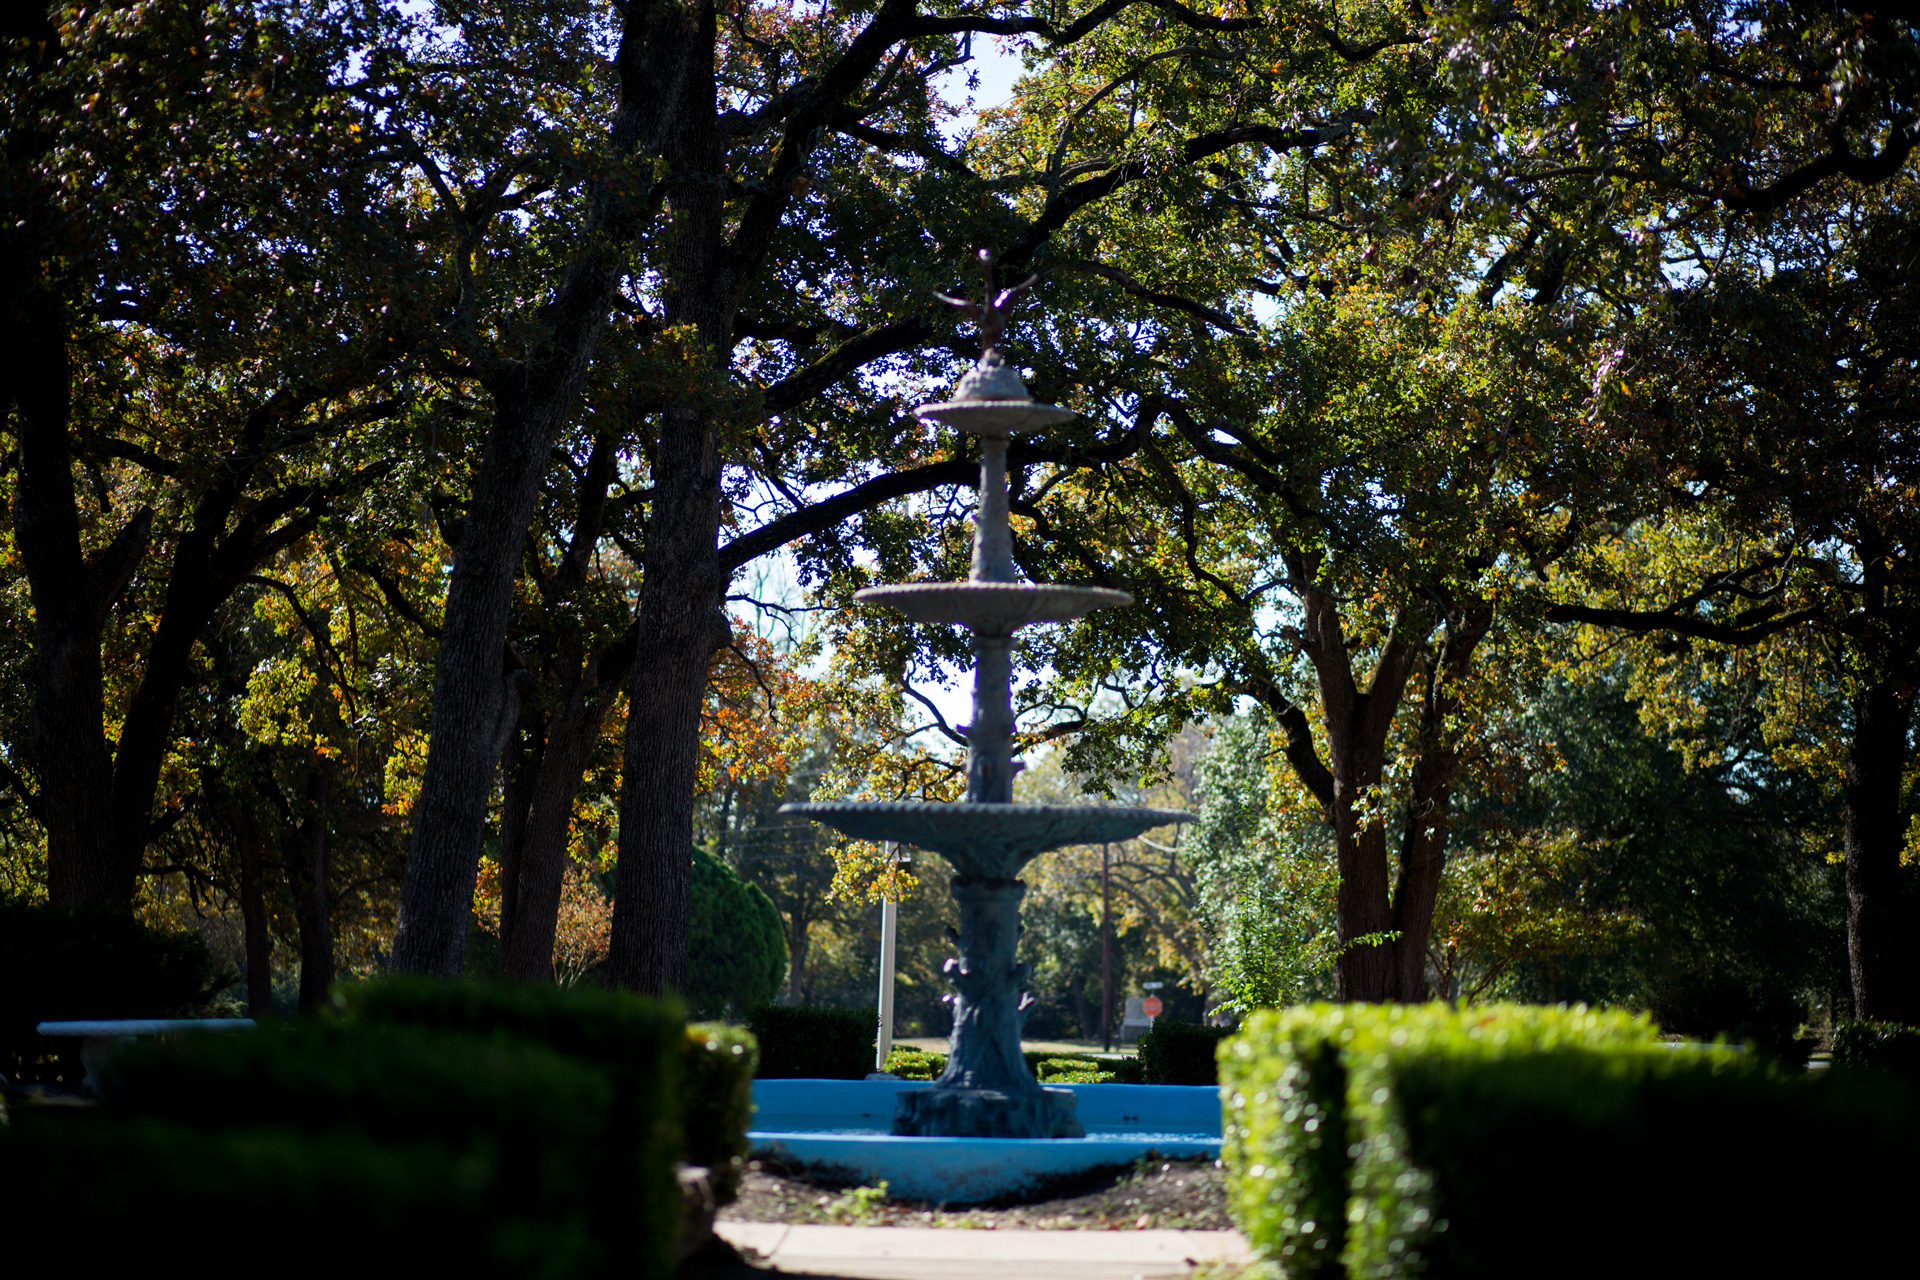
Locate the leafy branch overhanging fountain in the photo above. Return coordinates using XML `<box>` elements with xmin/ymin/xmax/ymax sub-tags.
<box><xmin>782</xmin><ymin>253</ymin><xmax>1192</xmax><ymax>1140</ymax></box>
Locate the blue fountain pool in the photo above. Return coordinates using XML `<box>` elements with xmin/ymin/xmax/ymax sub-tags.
<box><xmin>748</xmin><ymin>1079</ymin><xmax>1222</xmax><ymax>1203</ymax></box>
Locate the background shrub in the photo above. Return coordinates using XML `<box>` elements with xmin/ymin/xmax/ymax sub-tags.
<box><xmin>883</xmin><ymin>1045</ymin><xmax>947</xmax><ymax>1079</ymax></box>
<box><xmin>748</xmin><ymin>1005</ymin><xmax>873</xmax><ymax>1078</ymax></box>
<box><xmin>0</xmin><ymin>895</ymin><xmax>230</xmax><ymax>1086</ymax></box>
<box><xmin>1832</xmin><ymin>1019</ymin><xmax>1920</xmax><ymax>1078</ymax></box>
<box><xmin>1031</xmin><ymin>1055</ymin><xmax>1116</xmax><ymax>1083</ymax></box>
<box><xmin>687</xmin><ymin>846</ymin><xmax>787</xmax><ymax>1018</ymax></box>
<box><xmin>683</xmin><ymin>1022</ymin><xmax>757</xmax><ymax>1203</ymax></box>
<box><xmin>1138</xmin><ymin>1022</ymin><xmax>1232</xmax><ymax>1085</ymax></box>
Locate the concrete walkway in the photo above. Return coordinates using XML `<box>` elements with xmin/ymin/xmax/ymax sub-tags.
<box><xmin>714</xmin><ymin>1222</ymin><xmax>1253</xmax><ymax>1280</ymax></box>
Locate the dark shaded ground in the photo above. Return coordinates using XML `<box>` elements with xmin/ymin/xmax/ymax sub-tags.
<box><xmin>717</xmin><ymin>1155</ymin><xmax>1233</xmax><ymax>1230</ymax></box>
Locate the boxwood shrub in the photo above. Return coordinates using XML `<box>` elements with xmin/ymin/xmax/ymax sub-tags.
<box><xmin>104</xmin><ymin>1022</ymin><xmax>611</xmax><ymax>1231</ymax></box>
<box><xmin>0</xmin><ymin>1110</ymin><xmax>591</xmax><ymax>1279</ymax></box>
<box><xmin>748</xmin><ymin>1004</ymin><xmax>873</xmax><ymax>1078</ymax></box>
<box><xmin>329</xmin><ymin>976</ymin><xmax>682</xmax><ymax>1276</ymax></box>
<box><xmin>684</xmin><ymin>1022</ymin><xmax>758</xmax><ymax>1203</ymax></box>
<box><xmin>1221</xmin><ymin>1004</ymin><xmax>1920</xmax><ymax>1279</ymax></box>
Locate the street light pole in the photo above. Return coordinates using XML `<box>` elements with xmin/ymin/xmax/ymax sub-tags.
<box><xmin>1101</xmin><ymin>842</ymin><xmax>1112</xmax><ymax>1054</ymax></box>
<box><xmin>876</xmin><ymin>842</ymin><xmax>898</xmax><ymax>1072</ymax></box>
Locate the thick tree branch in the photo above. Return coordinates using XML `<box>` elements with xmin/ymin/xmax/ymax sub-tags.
<box><xmin>1541</xmin><ymin>600</ymin><xmax>1821</xmax><ymax>643</ymax></box>
<box><xmin>1059</xmin><ymin>259</ymin><xmax>1244</xmax><ymax>332</ymax></box>
<box><xmin>762</xmin><ymin>317</ymin><xmax>934</xmax><ymax>414</ymax></box>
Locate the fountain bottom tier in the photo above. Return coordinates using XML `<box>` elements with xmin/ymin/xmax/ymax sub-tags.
<box><xmin>752</xmin><ymin>1079</ymin><xmax>1222</xmax><ymax>1203</ymax></box>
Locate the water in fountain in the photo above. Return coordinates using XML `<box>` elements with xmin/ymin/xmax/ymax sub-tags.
<box><xmin>781</xmin><ymin>255</ymin><xmax>1191</xmax><ymax>1140</ymax></box>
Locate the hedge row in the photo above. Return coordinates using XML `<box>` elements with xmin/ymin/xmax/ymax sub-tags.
<box><xmin>1138</xmin><ymin>1022</ymin><xmax>1231</xmax><ymax>1084</ymax></box>
<box><xmin>3</xmin><ymin>978</ymin><xmax>766</xmax><ymax>1279</ymax></box>
<box><xmin>1220</xmin><ymin>1004</ymin><xmax>1920</xmax><ymax>1279</ymax></box>
<box><xmin>748</xmin><ymin>1004</ymin><xmax>874</xmax><ymax>1077</ymax></box>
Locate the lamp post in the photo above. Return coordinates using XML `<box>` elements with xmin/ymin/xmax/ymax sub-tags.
<box><xmin>1101</xmin><ymin>842</ymin><xmax>1112</xmax><ymax>1054</ymax></box>
<box><xmin>876</xmin><ymin>842</ymin><xmax>899</xmax><ymax>1072</ymax></box>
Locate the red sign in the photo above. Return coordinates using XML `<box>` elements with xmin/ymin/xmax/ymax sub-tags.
<box><xmin>1141</xmin><ymin>996</ymin><xmax>1164</xmax><ymax>1018</ymax></box>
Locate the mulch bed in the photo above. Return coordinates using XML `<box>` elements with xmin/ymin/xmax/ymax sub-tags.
<box><xmin>717</xmin><ymin>1155</ymin><xmax>1234</xmax><ymax>1231</ymax></box>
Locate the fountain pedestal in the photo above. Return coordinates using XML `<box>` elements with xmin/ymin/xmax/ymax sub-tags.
<box><xmin>894</xmin><ymin>876</ymin><xmax>1081</xmax><ymax>1138</ymax></box>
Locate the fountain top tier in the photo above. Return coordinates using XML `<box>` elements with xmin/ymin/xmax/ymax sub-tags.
<box><xmin>780</xmin><ymin>251</ymin><xmax>1188</xmax><ymax>881</ymax></box>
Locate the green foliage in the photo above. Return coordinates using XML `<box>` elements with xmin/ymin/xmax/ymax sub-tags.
<box><xmin>1471</xmin><ymin>675</ymin><xmax>1843</xmax><ymax>1049</ymax></box>
<box><xmin>1186</xmin><ymin>716</ymin><xmax>1339</xmax><ymax>1013</ymax></box>
<box><xmin>328</xmin><ymin>976</ymin><xmax>682</xmax><ymax>1276</ymax></box>
<box><xmin>1219</xmin><ymin>1004</ymin><xmax>1665</xmax><ymax>1279</ymax></box>
<box><xmin>748</xmin><ymin>1004</ymin><xmax>874</xmax><ymax>1079</ymax></box>
<box><xmin>0</xmin><ymin>895</ymin><xmax>230</xmax><ymax>1086</ymax></box>
<box><xmin>687</xmin><ymin>845</ymin><xmax>787</xmax><ymax>1019</ymax></box>
<box><xmin>883</xmin><ymin>1046</ymin><xmax>947</xmax><ymax>1080</ymax></box>
<box><xmin>1137</xmin><ymin>1022</ymin><xmax>1232</xmax><ymax>1086</ymax></box>
<box><xmin>0</xmin><ymin>1110</ymin><xmax>588</xmax><ymax>1279</ymax></box>
<box><xmin>1832</xmin><ymin>1020</ymin><xmax>1920</xmax><ymax>1079</ymax></box>
<box><xmin>682</xmin><ymin>1022</ymin><xmax>758</xmax><ymax>1205</ymax></box>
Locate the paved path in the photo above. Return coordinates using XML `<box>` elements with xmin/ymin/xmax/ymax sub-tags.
<box><xmin>713</xmin><ymin>1222</ymin><xmax>1252</xmax><ymax>1280</ymax></box>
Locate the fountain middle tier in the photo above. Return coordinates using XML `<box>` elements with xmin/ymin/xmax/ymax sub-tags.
<box><xmin>781</xmin><ymin>800</ymin><xmax>1190</xmax><ymax>882</ymax></box>
<box><xmin>854</xmin><ymin>581</ymin><xmax>1132</xmax><ymax>633</ymax></box>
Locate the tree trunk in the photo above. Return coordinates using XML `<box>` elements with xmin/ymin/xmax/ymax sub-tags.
<box><xmin>1844</xmin><ymin>677</ymin><xmax>1916</xmax><ymax>1023</ymax></box>
<box><xmin>1293</xmin><ymin>570</ymin><xmax>1427</xmax><ymax>1002</ymax></box>
<box><xmin>1388</xmin><ymin>608</ymin><xmax>1492</xmax><ymax>1000</ymax></box>
<box><xmin>1068</xmin><ymin>971</ymin><xmax>1095</xmax><ymax>1039</ymax></box>
<box><xmin>497</xmin><ymin>706</ymin><xmax>544</xmax><ymax>958</ymax></box>
<box><xmin>390</xmin><ymin>0</ymin><xmax>678</xmax><ymax>977</ymax></box>
<box><xmin>503</xmin><ymin>666</ymin><xmax>620</xmax><ymax>983</ymax></box>
<box><xmin>394</xmin><ymin>390</ymin><xmax>567</xmax><ymax>975</ymax></box>
<box><xmin>7</xmin><ymin>291</ymin><xmax>136</xmax><ymax>910</ymax></box>
<box><xmin>605</xmin><ymin>410</ymin><xmax>729</xmax><ymax>991</ymax></box>
<box><xmin>235</xmin><ymin>802</ymin><xmax>273</xmax><ymax>1019</ymax></box>
<box><xmin>285</xmin><ymin>768</ymin><xmax>334</xmax><ymax>1012</ymax></box>
<box><xmin>604</xmin><ymin>5</ymin><xmax>735</xmax><ymax>994</ymax></box>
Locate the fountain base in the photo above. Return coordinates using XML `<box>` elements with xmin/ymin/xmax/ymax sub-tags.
<box><xmin>893</xmin><ymin>1085</ymin><xmax>1084</xmax><ymax>1139</ymax></box>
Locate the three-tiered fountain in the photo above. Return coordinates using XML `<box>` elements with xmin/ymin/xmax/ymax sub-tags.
<box><xmin>781</xmin><ymin>255</ymin><xmax>1191</xmax><ymax>1141</ymax></box>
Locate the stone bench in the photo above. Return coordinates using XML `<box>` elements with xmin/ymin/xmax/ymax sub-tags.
<box><xmin>36</xmin><ymin>1018</ymin><xmax>256</xmax><ymax>1094</ymax></box>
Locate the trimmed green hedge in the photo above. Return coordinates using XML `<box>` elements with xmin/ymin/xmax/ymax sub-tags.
<box><xmin>329</xmin><ymin>976</ymin><xmax>682</xmax><ymax>1276</ymax></box>
<box><xmin>0</xmin><ymin>1110</ymin><xmax>589</xmax><ymax>1279</ymax></box>
<box><xmin>684</xmin><ymin>1022</ymin><xmax>757</xmax><ymax>1203</ymax></box>
<box><xmin>1221</xmin><ymin>1004</ymin><xmax>1668</xmax><ymax>1278</ymax></box>
<box><xmin>1221</xmin><ymin>1004</ymin><xmax>1920</xmax><ymax>1278</ymax></box>
<box><xmin>749</xmin><ymin>1004</ymin><xmax>874</xmax><ymax>1078</ymax></box>
<box><xmin>1139</xmin><ymin>1021</ymin><xmax>1232</xmax><ymax>1085</ymax></box>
